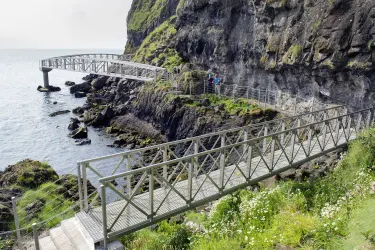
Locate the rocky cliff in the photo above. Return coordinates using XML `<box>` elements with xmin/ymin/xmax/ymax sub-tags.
<box><xmin>126</xmin><ymin>0</ymin><xmax>375</xmax><ymax>109</ymax></box>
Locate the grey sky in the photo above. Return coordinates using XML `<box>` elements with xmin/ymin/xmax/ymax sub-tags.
<box><xmin>0</xmin><ymin>0</ymin><xmax>133</xmax><ymax>49</ymax></box>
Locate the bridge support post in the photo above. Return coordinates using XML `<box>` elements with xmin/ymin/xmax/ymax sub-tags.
<box><xmin>100</xmin><ymin>185</ymin><xmax>108</xmax><ymax>250</ymax></box>
<box><xmin>219</xmin><ymin>134</ymin><xmax>226</xmax><ymax>190</ymax></box>
<box><xmin>40</xmin><ymin>67</ymin><xmax>52</xmax><ymax>88</ymax></box>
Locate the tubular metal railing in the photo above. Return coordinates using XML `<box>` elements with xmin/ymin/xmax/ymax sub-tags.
<box><xmin>39</xmin><ymin>54</ymin><xmax>165</xmax><ymax>82</ymax></box>
<box><xmin>93</xmin><ymin>108</ymin><xmax>372</xmax><ymax>243</ymax></box>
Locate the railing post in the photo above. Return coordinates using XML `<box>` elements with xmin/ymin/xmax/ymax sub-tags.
<box><xmin>293</xmin><ymin>97</ymin><xmax>298</xmax><ymax>115</ymax></box>
<box><xmin>194</xmin><ymin>139</ymin><xmax>199</xmax><ymax>178</ymax></box>
<box><xmin>32</xmin><ymin>223</ymin><xmax>40</xmax><ymax>250</ymax></box>
<box><xmin>366</xmin><ymin>109</ymin><xmax>372</xmax><ymax>128</ymax></box>
<box><xmin>270</xmin><ymin>136</ymin><xmax>275</xmax><ymax>172</ymax></box>
<box><xmin>356</xmin><ymin>113</ymin><xmax>362</xmax><ymax>132</ymax></box>
<box><xmin>258</xmin><ymin>89</ymin><xmax>261</xmax><ymax>106</ymax></box>
<box><xmin>72</xmin><ymin>59</ymin><xmax>75</xmax><ymax>70</ymax></box>
<box><xmin>322</xmin><ymin>112</ymin><xmax>328</xmax><ymax>149</ymax></box>
<box><xmin>163</xmin><ymin>146</ymin><xmax>168</xmax><ymax>187</ymax></box>
<box><xmin>12</xmin><ymin>197</ymin><xmax>22</xmax><ymax>250</ymax></box>
<box><xmin>82</xmin><ymin>59</ymin><xmax>85</xmax><ymax>71</ymax></box>
<box><xmin>127</xmin><ymin>155</ymin><xmax>132</xmax><ymax>196</ymax></box>
<box><xmin>263</xmin><ymin>125</ymin><xmax>268</xmax><ymax>154</ymax></box>
<box><xmin>83</xmin><ymin>163</ymin><xmax>88</xmax><ymax>213</ymax></box>
<box><xmin>63</xmin><ymin>59</ymin><xmax>66</xmax><ymax>69</ymax></box>
<box><xmin>149</xmin><ymin>169</ymin><xmax>154</xmax><ymax>221</ymax></box>
<box><xmin>219</xmin><ymin>134</ymin><xmax>226</xmax><ymax>191</ymax></box>
<box><xmin>77</xmin><ymin>163</ymin><xmax>83</xmax><ymax>211</ymax></box>
<box><xmin>281</xmin><ymin>121</ymin><xmax>286</xmax><ymax>145</ymax></box>
<box><xmin>244</xmin><ymin>130</ymin><xmax>253</xmax><ymax>180</ymax></box>
<box><xmin>307</xmin><ymin>125</ymin><xmax>313</xmax><ymax>156</ymax></box>
<box><xmin>188</xmin><ymin>158</ymin><xmax>193</xmax><ymax>205</ymax></box>
<box><xmin>100</xmin><ymin>185</ymin><xmax>108</xmax><ymax>250</ymax></box>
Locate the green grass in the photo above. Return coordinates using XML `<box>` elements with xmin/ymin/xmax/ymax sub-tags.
<box><xmin>17</xmin><ymin>183</ymin><xmax>75</xmax><ymax>229</ymax></box>
<box><xmin>132</xmin><ymin>17</ymin><xmax>183</xmax><ymax>70</ymax></box>
<box><xmin>283</xmin><ymin>44</ymin><xmax>303</xmax><ymax>64</ymax></box>
<box><xmin>333</xmin><ymin>198</ymin><xmax>375</xmax><ymax>249</ymax></box>
<box><xmin>188</xmin><ymin>94</ymin><xmax>263</xmax><ymax>115</ymax></box>
<box><xmin>120</xmin><ymin>129</ymin><xmax>375</xmax><ymax>249</ymax></box>
<box><xmin>127</xmin><ymin>0</ymin><xmax>168</xmax><ymax>32</ymax></box>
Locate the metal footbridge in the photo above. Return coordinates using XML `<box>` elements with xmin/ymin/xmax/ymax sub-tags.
<box><xmin>7</xmin><ymin>103</ymin><xmax>374</xmax><ymax>250</ymax></box>
<box><xmin>75</xmin><ymin>105</ymin><xmax>370</xmax><ymax>248</ymax></box>
<box><xmin>39</xmin><ymin>54</ymin><xmax>166</xmax><ymax>88</ymax></box>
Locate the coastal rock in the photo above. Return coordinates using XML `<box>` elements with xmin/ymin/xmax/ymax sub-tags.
<box><xmin>65</xmin><ymin>81</ymin><xmax>76</xmax><ymax>86</ymax></box>
<box><xmin>72</xmin><ymin>107</ymin><xmax>85</xmax><ymax>115</ymax></box>
<box><xmin>69</xmin><ymin>126</ymin><xmax>88</xmax><ymax>139</ymax></box>
<box><xmin>70</xmin><ymin>82</ymin><xmax>91</xmax><ymax>94</ymax></box>
<box><xmin>92</xmin><ymin>76</ymin><xmax>109</xmax><ymax>91</ymax></box>
<box><xmin>49</xmin><ymin>110</ymin><xmax>70</xmax><ymax>117</ymax></box>
<box><xmin>25</xmin><ymin>199</ymin><xmax>45</xmax><ymax>217</ymax></box>
<box><xmin>37</xmin><ymin>85</ymin><xmax>61</xmax><ymax>92</ymax></box>
<box><xmin>0</xmin><ymin>159</ymin><xmax>58</xmax><ymax>189</ymax></box>
<box><xmin>68</xmin><ymin>118</ymin><xmax>80</xmax><ymax>130</ymax></box>
<box><xmin>74</xmin><ymin>92</ymin><xmax>87</xmax><ymax>98</ymax></box>
<box><xmin>75</xmin><ymin>139</ymin><xmax>91</xmax><ymax>146</ymax></box>
<box><xmin>0</xmin><ymin>204</ymin><xmax>12</xmax><ymax>231</ymax></box>
<box><xmin>101</xmin><ymin>106</ymin><xmax>115</xmax><ymax>120</ymax></box>
<box><xmin>55</xmin><ymin>174</ymin><xmax>96</xmax><ymax>201</ymax></box>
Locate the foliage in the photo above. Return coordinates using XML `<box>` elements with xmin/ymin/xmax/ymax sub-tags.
<box><xmin>283</xmin><ymin>44</ymin><xmax>303</xmax><ymax>64</ymax></box>
<box><xmin>17</xmin><ymin>183</ymin><xmax>75</xmax><ymax>229</ymax></box>
<box><xmin>186</xmin><ymin>94</ymin><xmax>263</xmax><ymax>116</ymax></box>
<box><xmin>133</xmin><ymin>17</ymin><xmax>183</xmax><ymax>71</ymax></box>
<box><xmin>122</xmin><ymin>129</ymin><xmax>375</xmax><ymax>249</ymax></box>
<box><xmin>127</xmin><ymin>0</ymin><xmax>167</xmax><ymax>32</ymax></box>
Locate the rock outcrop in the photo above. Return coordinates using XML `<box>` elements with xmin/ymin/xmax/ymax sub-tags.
<box><xmin>126</xmin><ymin>0</ymin><xmax>375</xmax><ymax>109</ymax></box>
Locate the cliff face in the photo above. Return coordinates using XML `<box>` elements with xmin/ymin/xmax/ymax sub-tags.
<box><xmin>126</xmin><ymin>0</ymin><xmax>375</xmax><ymax>109</ymax></box>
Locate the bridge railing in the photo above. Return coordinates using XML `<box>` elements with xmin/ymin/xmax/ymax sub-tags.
<box><xmin>95</xmin><ymin>108</ymin><xmax>372</xmax><ymax>239</ymax></box>
<box><xmin>76</xmin><ymin>106</ymin><xmax>347</xmax><ymax>211</ymax></box>
<box><xmin>39</xmin><ymin>54</ymin><xmax>165</xmax><ymax>81</ymax></box>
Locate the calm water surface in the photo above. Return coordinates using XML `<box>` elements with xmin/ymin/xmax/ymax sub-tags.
<box><xmin>0</xmin><ymin>49</ymin><xmax>124</xmax><ymax>174</ymax></box>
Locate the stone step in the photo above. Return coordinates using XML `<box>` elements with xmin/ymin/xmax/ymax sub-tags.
<box><xmin>61</xmin><ymin>217</ymin><xmax>93</xmax><ymax>250</ymax></box>
<box><xmin>39</xmin><ymin>236</ymin><xmax>57</xmax><ymax>250</ymax></box>
<box><xmin>49</xmin><ymin>227</ymin><xmax>74</xmax><ymax>250</ymax></box>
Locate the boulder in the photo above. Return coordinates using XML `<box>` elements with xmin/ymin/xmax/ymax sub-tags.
<box><xmin>56</xmin><ymin>174</ymin><xmax>96</xmax><ymax>201</ymax></box>
<box><xmin>70</xmin><ymin>82</ymin><xmax>91</xmax><ymax>94</ymax></box>
<box><xmin>0</xmin><ymin>159</ymin><xmax>58</xmax><ymax>189</ymax></box>
<box><xmin>48</xmin><ymin>86</ymin><xmax>61</xmax><ymax>92</ymax></box>
<box><xmin>68</xmin><ymin>118</ymin><xmax>80</xmax><ymax>130</ymax></box>
<box><xmin>49</xmin><ymin>110</ymin><xmax>70</xmax><ymax>117</ymax></box>
<box><xmin>72</xmin><ymin>107</ymin><xmax>85</xmax><ymax>115</ymax></box>
<box><xmin>37</xmin><ymin>86</ymin><xmax>49</xmax><ymax>92</ymax></box>
<box><xmin>91</xmin><ymin>76</ymin><xmax>109</xmax><ymax>90</ymax></box>
<box><xmin>75</xmin><ymin>139</ymin><xmax>91</xmax><ymax>146</ymax></box>
<box><xmin>101</xmin><ymin>106</ymin><xmax>115</xmax><ymax>119</ymax></box>
<box><xmin>74</xmin><ymin>92</ymin><xmax>87</xmax><ymax>98</ymax></box>
<box><xmin>25</xmin><ymin>199</ymin><xmax>45</xmax><ymax>218</ymax></box>
<box><xmin>65</xmin><ymin>81</ymin><xmax>76</xmax><ymax>86</ymax></box>
<box><xmin>69</xmin><ymin>126</ymin><xmax>88</xmax><ymax>139</ymax></box>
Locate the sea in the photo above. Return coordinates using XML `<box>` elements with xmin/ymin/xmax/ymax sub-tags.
<box><xmin>0</xmin><ymin>49</ymin><xmax>125</xmax><ymax>175</ymax></box>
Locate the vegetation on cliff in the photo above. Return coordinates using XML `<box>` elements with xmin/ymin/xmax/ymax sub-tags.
<box><xmin>119</xmin><ymin>129</ymin><xmax>375</xmax><ymax>249</ymax></box>
<box><xmin>132</xmin><ymin>17</ymin><xmax>183</xmax><ymax>70</ymax></box>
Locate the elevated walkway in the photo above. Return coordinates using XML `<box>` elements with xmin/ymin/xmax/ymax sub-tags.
<box><xmin>38</xmin><ymin>54</ymin><xmax>166</xmax><ymax>88</ymax></box>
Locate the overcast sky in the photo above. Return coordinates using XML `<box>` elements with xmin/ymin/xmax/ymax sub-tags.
<box><xmin>0</xmin><ymin>0</ymin><xmax>133</xmax><ymax>49</ymax></box>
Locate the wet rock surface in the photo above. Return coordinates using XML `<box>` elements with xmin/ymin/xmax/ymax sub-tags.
<box><xmin>49</xmin><ymin>110</ymin><xmax>70</xmax><ymax>117</ymax></box>
<box><xmin>69</xmin><ymin>126</ymin><xmax>88</xmax><ymax>139</ymax></box>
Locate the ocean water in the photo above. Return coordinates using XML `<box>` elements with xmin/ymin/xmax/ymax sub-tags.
<box><xmin>0</xmin><ymin>49</ymin><xmax>124</xmax><ymax>174</ymax></box>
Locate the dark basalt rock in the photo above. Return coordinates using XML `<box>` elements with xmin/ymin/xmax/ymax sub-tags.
<box><xmin>70</xmin><ymin>82</ymin><xmax>91</xmax><ymax>94</ymax></box>
<box><xmin>92</xmin><ymin>76</ymin><xmax>109</xmax><ymax>91</ymax></box>
<box><xmin>69</xmin><ymin>126</ymin><xmax>88</xmax><ymax>139</ymax></box>
<box><xmin>68</xmin><ymin>118</ymin><xmax>80</xmax><ymax>130</ymax></box>
<box><xmin>72</xmin><ymin>107</ymin><xmax>85</xmax><ymax>115</ymax></box>
<box><xmin>49</xmin><ymin>110</ymin><xmax>70</xmax><ymax>117</ymax></box>
<box><xmin>25</xmin><ymin>199</ymin><xmax>45</xmax><ymax>218</ymax></box>
<box><xmin>74</xmin><ymin>92</ymin><xmax>87</xmax><ymax>98</ymax></box>
<box><xmin>37</xmin><ymin>85</ymin><xmax>61</xmax><ymax>92</ymax></box>
<box><xmin>65</xmin><ymin>81</ymin><xmax>76</xmax><ymax>86</ymax></box>
<box><xmin>75</xmin><ymin>139</ymin><xmax>91</xmax><ymax>146</ymax></box>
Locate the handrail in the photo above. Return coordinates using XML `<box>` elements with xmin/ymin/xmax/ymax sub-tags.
<box><xmin>99</xmin><ymin>108</ymin><xmax>370</xmax><ymax>181</ymax></box>
<box><xmin>79</xmin><ymin>105</ymin><xmax>345</xmax><ymax>164</ymax></box>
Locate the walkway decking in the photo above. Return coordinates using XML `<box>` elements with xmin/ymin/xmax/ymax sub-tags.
<box><xmin>77</xmin><ymin>126</ymin><xmax>356</xmax><ymax>242</ymax></box>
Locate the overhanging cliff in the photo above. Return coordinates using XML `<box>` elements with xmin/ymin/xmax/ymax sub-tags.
<box><xmin>126</xmin><ymin>0</ymin><xmax>375</xmax><ymax>109</ymax></box>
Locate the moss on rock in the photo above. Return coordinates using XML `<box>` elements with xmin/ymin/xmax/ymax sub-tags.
<box><xmin>132</xmin><ymin>17</ymin><xmax>183</xmax><ymax>71</ymax></box>
<box><xmin>0</xmin><ymin>159</ymin><xmax>58</xmax><ymax>189</ymax></box>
